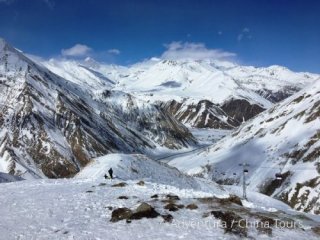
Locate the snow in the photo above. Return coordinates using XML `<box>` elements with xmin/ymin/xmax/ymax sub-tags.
<box><xmin>39</xmin><ymin>57</ymin><xmax>320</xmax><ymax>114</ymax></box>
<box><xmin>76</xmin><ymin>154</ymin><xmax>228</xmax><ymax>196</ymax></box>
<box><xmin>166</xmin><ymin>79</ymin><xmax>320</xmax><ymax>213</ymax></box>
<box><xmin>1</xmin><ymin>37</ymin><xmax>320</xmax><ymax>238</ymax></box>
<box><xmin>0</xmin><ymin>38</ymin><xmax>198</xmax><ymax>179</ymax></box>
<box><xmin>0</xmin><ymin>172</ymin><xmax>23</xmax><ymax>183</ymax></box>
<box><xmin>1</xmin><ymin>154</ymin><xmax>320</xmax><ymax>239</ymax></box>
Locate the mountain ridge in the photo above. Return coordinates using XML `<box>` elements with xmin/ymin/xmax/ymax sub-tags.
<box><xmin>0</xmin><ymin>38</ymin><xmax>196</xmax><ymax>179</ymax></box>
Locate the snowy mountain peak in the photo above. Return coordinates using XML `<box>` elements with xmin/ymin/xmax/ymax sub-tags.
<box><xmin>0</xmin><ymin>39</ymin><xmax>196</xmax><ymax>179</ymax></box>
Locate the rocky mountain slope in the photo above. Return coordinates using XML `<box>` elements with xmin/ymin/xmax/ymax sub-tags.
<box><xmin>0</xmin><ymin>39</ymin><xmax>195</xmax><ymax>179</ymax></box>
<box><xmin>168</xmin><ymin>79</ymin><xmax>320</xmax><ymax>213</ymax></box>
<box><xmin>42</xmin><ymin>57</ymin><xmax>319</xmax><ymax>130</ymax></box>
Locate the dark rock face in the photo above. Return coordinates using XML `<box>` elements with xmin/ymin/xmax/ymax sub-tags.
<box><xmin>256</xmin><ymin>87</ymin><xmax>299</xmax><ymax>103</ymax></box>
<box><xmin>161</xmin><ymin>100</ymin><xmax>239</xmax><ymax>129</ymax></box>
<box><xmin>161</xmin><ymin>98</ymin><xmax>266</xmax><ymax>129</ymax></box>
<box><xmin>221</xmin><ymin>99</ymin><xmax>265</xmax><ymax>123</ymax></box>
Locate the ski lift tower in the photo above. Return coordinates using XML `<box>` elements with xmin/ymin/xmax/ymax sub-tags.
<box><xmin>239</xmin><ymin>163</ymin><xmax>249</xmax><ymax>200</ymax></box>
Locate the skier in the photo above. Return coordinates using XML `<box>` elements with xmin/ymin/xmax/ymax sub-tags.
<box><xmin>104</xmin><ymin>174</ymin><xmax>108</xmax><ymax>180</ymax></box>
<box><xmin>108</xmin><ymin>168</ymin><xmax>113</xmax><ymax>179</ymax></box>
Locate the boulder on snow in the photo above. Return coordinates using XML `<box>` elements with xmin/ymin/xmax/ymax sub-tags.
<box><xmin>111</xmin><ymin>182</ymin><xmax>127</xmax><ymax>187</ymax></box>
<box><xmin>110</xmin><ymin>208</ymin><xmax>133</xmax><ymax>222</ymax></box>
<box><xmin>118</xmin><ymin>196</ymin><xmax>129</xmax><ymax>200</ymax></box>
<box><xmin>166</xmin><ymin>194</ymin><xmax>180</xmax><ymax>201</ymax></box>
<box><xmin>208</xmin><ymin>210</ymin><xmax>247</xmax><ymax>237</ymax></box>
<box><xmin>151</xmin><ymin>194</ymin><xmax>159</xmax><ymax>199</ymax></box>
<box><xmin>162</xmin><ymin>214</ymin><xmax>174</xmax><ymax>223</ymax></box>
<box><xmin>186</xmin><ymin>203</ymin><xmax>198</xmax><ymax>210</ymax></box>
<box><xmin>218</xmin><ymin>195</ymin><xmax>243</xmax><ymax>206</ymax></box>
<box><xmin>110</xmin><ymin>203</ymin><xmax>160</xmax><ymax>222</ymax></box>
<box><xmin>130</xmin><ymin>202</ymin><xmax>160</xmax><ymax>220</ymax></box>
<box><xmin>136</xmin><ymin>180</ymin><xmax>145</xmax><ymax>186</ymax></box>
<box><xmin>164</xmin><ymin>203</ymin><xmax>184</xmax><ymax>212</ymax></box>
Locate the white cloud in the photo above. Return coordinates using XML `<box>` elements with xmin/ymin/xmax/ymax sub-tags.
<box><xmin>238</xmin><ymin>28</ymin><xmax>252</xmax><ymax>41</ymax></box>
<box><xmin>61</xmin><ymin>44</ymin><xmax>92</xmax><ymax>57</ymax></box>
<box><xmin>161</xmin><ymin>41</ymin><xmax>236</xmax><ymax>61</ymax></box>
<box><xmin>107</xmin><ymin>49</ymin><xmax>121</xmax><ymax>55</ymax></box>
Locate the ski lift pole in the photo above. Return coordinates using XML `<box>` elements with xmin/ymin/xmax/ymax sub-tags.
<box><xmin>239</xmin><ymin>163</ymin><xmax>249</xmax><ymax>200</ymax></box>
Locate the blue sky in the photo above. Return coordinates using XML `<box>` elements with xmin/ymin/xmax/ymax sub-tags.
<box><xmin>0</xmin><ymin>0</ymin><xmax>320</xmax><ymax>72</ymax></box>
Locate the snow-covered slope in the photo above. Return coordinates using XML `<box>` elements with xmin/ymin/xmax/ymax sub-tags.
<box><xmin>115</xmin><ymin>59</ymin><xmax>318</xmax><ymax>104</ymax></box>
<box><xmin>2</xmin><ymin>154</ymin><xmax>320</xmax><ymax>239</ymax></box>
<box><xmin>41</xmin><ymin>58</ymin><xmax>115</xmax><ymax>94</ymax></box>
<box><xmin>168</xmin><ymin>79</ymin><xmax>320</xmax><ymax>213</ymax></box>
<box><xmin>76</xmin><ymin>153</ymin><xmax>227</xmax><ymax>194</ymax></box>
<box><xmin>0</xmin><ymin>172</ymin><xmax>23</xmax><ymax>183</ymax></box>
<box><xmin>42</xmin><ymin>57</ymin><xmax>319</xmax><ymax>129</ymax></box>
<box><xmin>0</xmin><ymin>38</ymin><xmax>195</xmax><ymax>179</ymax></box>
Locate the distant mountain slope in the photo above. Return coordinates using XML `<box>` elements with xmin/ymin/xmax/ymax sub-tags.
<box><xmin>0</xmin><ymin>38</ymin><xmax>195</xmax><ymax>179</ymax></box>
<box><xmin>42</xmin><ymin>57</ymin><xmax>319</xmax><ymax>129</ymax></box>
<box><xmin>41</xmin><ymin>59</ymin><xmax>115</xmax><ymax>93</ymax></box>
<box><xmin>168</xmin><ymin>80</ymin><xmax>320</xmax><ymax>213</ymax></box>
<box><xmin>111</xmin><ymin>59</ymin><xmax>318</xmax><ymax>128</ymax></box>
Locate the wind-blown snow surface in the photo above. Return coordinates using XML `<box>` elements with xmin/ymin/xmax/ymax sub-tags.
<box><xmin>1</xmin><ymin>153</ymin><xmax>320</xmax><ymax>240</ymax></box>
<box><xmin>168</xmin><ymin>80</ymin><xmax>320</xmax><ymax>213</ymax></box>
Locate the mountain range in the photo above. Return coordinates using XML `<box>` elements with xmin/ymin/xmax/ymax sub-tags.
<box><xmin>1</xmin><ymin>37</ymin><xmax>320</xmax><ymax>215</ymax></box>
<box><xmin>0</xmin><ymin>38</ymin><xmax>195</xmax><ymax>179</ymax></box>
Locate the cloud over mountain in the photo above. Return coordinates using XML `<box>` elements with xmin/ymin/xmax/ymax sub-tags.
<box><xmin>161</xmin><ymin>41</ymin><xmax>236</xmax><ymax>61</ymax></box>
<box><xmin>61</xmin><ymin>44</ymin><xmax>92</xmax><ymax>57</ymax></box>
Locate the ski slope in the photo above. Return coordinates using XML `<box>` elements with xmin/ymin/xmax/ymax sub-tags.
<box><xmin>76</xmin><ymin>154</ymin><xmax>228</xmax><ymax>195</ymax></box>
<box><xmin>1</xmin><ymin>162</ymin><xmax>320</xmax><ymax>239</ymax></box>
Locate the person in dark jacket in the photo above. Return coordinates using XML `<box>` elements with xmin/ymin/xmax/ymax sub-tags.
<box><xmin>108</xmin><ymin>168</ymin><xmax>113</xmax><ymax>179</ymax></box>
